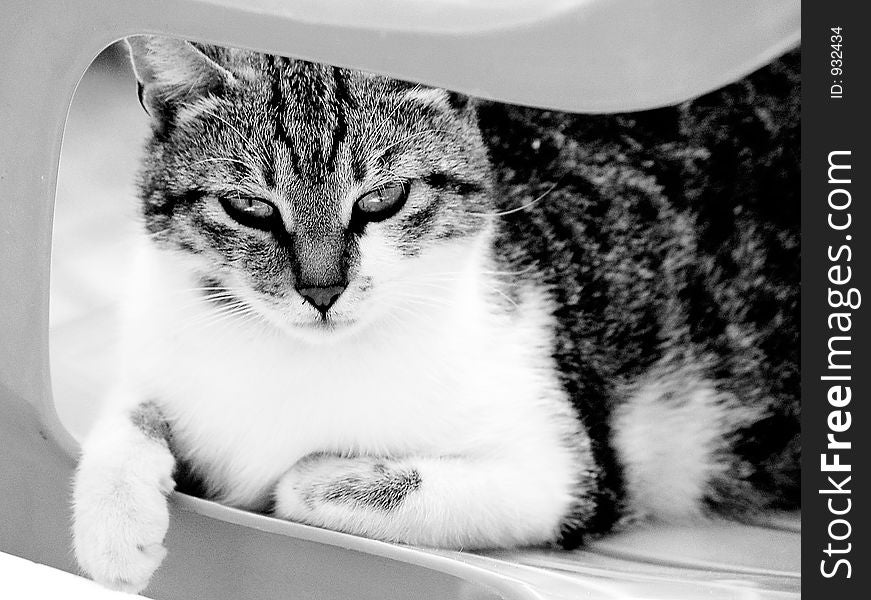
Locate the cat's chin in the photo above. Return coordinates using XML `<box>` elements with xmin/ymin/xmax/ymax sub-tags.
<box><xmin>277</xmin><ymin>317</ymin><xmax>366</xmax><ymax>345</ymax></box>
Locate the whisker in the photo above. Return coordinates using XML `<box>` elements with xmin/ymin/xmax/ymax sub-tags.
<box><xmin>373</xmin><ymin>129</ymin><xmax>454</xmax><ymax>160</ymax></box>
<box><xmin>167</xmin><ymin>292</ymin><xmax>247</xmax><ymax>313</ymax></box>
<box><xmin>176</xmin><ymin>312</ymin><xmax>257</xmax><ymax>338</ymax></box>
<box><xmin>467</xmin><ymin>178</ymin><xmax>564</xmax><ymax>218</ymax></box>
<box><xmin>391</xmin><ymin>294</ymin><xmax>457</xmax><ymax>312</ymax></box>
<box><xmin>195</xmin><ymin>106</ymin><xmax>249</xmax><ymax>147</ymax></box>
<box><xmin>195</xmin><ymin>105</ymin><xmax>270</xmax><ymax>167</ymax></box>
<box><xmin>178</xmin><ymin>302</ymin><xmax>254</xmax><ymax>328</ymax></box>
<box><xmin>386</xmin><ymin>302</ymin><xmax>445</xmax><ymax>325</ymax></box>
<box><xmin>181</xmin><ymin>308</ymin><xmax>250</xmax><ymax>330</ymax></box>
<box><xmin>363</xmin><ymin>86</ymin><xmax>427</xmax><ymax>150</ymax></box>
<box><xmin>410</xmin><ymin>265</ymin><xmax>537</xmax><ymax>279</ymax></box>
<box><xmin>192</xmin><ymin>157</ymin><xmax>251</xmax><ymax>170</ymax></box>
<box><xmin>157</xmin><ymin>287</ymin><xmax>240</xmax><ymax>298</ymax></box>
<box><xmin>486</xmin><ymin>285</ymin><xmax>518</xmax><ymax>309</ymax></box>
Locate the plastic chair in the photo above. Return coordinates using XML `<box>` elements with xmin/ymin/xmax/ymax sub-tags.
<box><xmin>1</xmin><ymin>1</ymin><xmax>800</xmax><ymax>598</ymax></box>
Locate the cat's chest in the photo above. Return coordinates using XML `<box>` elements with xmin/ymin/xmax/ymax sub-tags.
<box><xmin>155</xmin><ymin>322</ymin><xmax>479</xmax><ymax>447</ymax></box>
<box><xmin>120</xmin><ymin>250</ymin><xmax>564</xmax><ymax>507</ymax></box>
<box><xmin>139</xmin><ymin>324</ymin><xmax>456</xmax><ymax>447</ymax></box>
<box><xmin>126</xmin><ymin>298</ymin><xmax>559</xmax><ymax>506</ymax></box>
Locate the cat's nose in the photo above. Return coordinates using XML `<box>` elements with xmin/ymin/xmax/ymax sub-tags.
<box><xmin>296</xmin><ymin>284</ymin><xmax>346</xmax><ymax>315</ymax></box>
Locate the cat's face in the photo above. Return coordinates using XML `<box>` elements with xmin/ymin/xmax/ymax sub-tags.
<box><xmin>130</xmin><ymin>38</ymin><xmax>495</xmax><ymax>342</ymax></box>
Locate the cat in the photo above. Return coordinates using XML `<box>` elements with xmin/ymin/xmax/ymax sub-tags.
<box><xmin>72</xmin><ymin>36</ymin><xmax>800</xmax><ymax>593</ymax></box>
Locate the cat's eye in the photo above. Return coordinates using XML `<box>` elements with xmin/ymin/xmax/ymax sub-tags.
<box><xmin>353</xmin><ymin>182</ymin><xmax>409</xmax><ymax>223</ymax></box>
<box><xmin>219</xmin><ymin>195</ymin><xmax>277</xmax><ymax>231</ymax></box>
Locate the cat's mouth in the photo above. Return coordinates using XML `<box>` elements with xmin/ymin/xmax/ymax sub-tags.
<box><xmin>285</xmin><ymin>312</ymin><xmax>363</xmax><ymax>339</ymax></box>
<box><xmin>297</xmin><ymin>316</ymin><xmax>355</xmax><ymax>331</ymax></box>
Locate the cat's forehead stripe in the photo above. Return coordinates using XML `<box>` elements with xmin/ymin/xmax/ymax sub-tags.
<box><xmin>271</xmin><ymin>59</ymin><xmax>350</xmax><ymax>184</ymax></box>
<box><xmin>324</xmin><ymin>66</ymin><xmax>350</xmax><ymax>174</ymax></box>
<box><xmin>266</xmin><ymin>56</ymin><xmax>301</xmax><ymax>180</ymax></box>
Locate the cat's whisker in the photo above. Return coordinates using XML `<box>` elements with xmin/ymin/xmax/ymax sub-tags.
<box><xmin>411</xmin><ymin>265</ymin><xmax>537</xmax><ymax>279</ymax></box>
<box><xmin>179</xmin><ymin>312</ymin><xmax>261</xmax><ymax>338</ymax></box>
<box><xmin>406</xmin><ymin>280</ymin><xmax>460</xmax><ymax>291</ymax></box>
<box><xmin>177</xmin><ymin>313</ymin><xmax>243</xmax><ymax>335</ymax></box>
<box><xmin>362</xmin><ymin>85</ymin><xmax>428</xmax><ymax>151</ymax></box>
<box><xmin>156</xmin><ymin>288</ymin><xmax>236</xmax><ymax>300</ymax></box>
<box><xmin>177</xmin><ymin>310</ymin><xmax>249</xmax><ymax>333</ymax></box>
<box><xmin>194</xmin><ymin>296</ymin><xmax>251</xmax><ymax>311</ymax></box>
<box><xmin>385</xmin><ymin>282</ymin><xmax>458</xmax><ymax>299</ymax></box>
<box><xmin>391</xmin><ymin>295</ymin><xmax>457</xmax><ymax>313</ymax></box>
<box><xmin>173</xmin><ymin>285</ymin><xmax>242</xmax><ymax>294</ymax></box>
<box><xmin>485</xmin><ymin>286</ymin><xmax>519</xmax><ymax>309</ymax></box>
<box><xmin>370</xmin><ymin>287</ymin><xmax>455</xmax><ymax>312</ymax></box>
<box><xmin>436</xmin><ymin>266</ymin><xmax>538</xmax><ymax>277</ymax></box>
<box><xmin>194</xmin><ymin>106</ymin><xmax>247</xmax><ymax>145</ymax></box>
<box><xmin>376</xmin><ymin>288</ymin><xmax>456</xmax><ymax>308</ymax></box>
<box><xmin>373</xmin><ymin>129</ymin><xmax>454</xmax><ymax>160</ymax></box>
<box><xmin>407</xmin><ymin>276</ymin><xmax>469</xmax><ymax>287</ymax></box>
<box><xmin>368</xmin><ymin>167</ymin><xmax>406</xmax><ymax>191</ymax></box>
<box><xmin>194</xmin><ymin>105</ymin><xmax>269</xmax><ymax>166</ymax></box>
<box><xmin>393</xmin><ymin>290</ymin><xmax>456</xmax><ymax>305</ymax></box>
<box><xmin>170</xmin><ymin>288</ymin><xmax>243</xmax><ymax>298</ymax></box>
<box><xmin>402</xmin><ymin>278</ymin><xmax>517</xmax><ymax>310</ymax></box>
<box><xmin>175</xmin><ymin>302</ymin><xmax>256</xmax><ymax>331</ymax></box>
<box><xmin>411</xmin><ymin>277</ymin><xmax>509</xmax><ymax>296</ymax></box>
<box><xmin>401</xmin><ymin>283</ymin><xmax>466</xmax><ymax>299</ymax></box>
<box><xmin>481</xmin><ymin>266</ymin><xmax>538</xmax><ymax>277</ymax></box>
<box><xmin>466</xmin><ymin>179</ymin><xmax>564</xmax><ymax>218</ymax></box>
<box><xmin>158</xmin><ymin>284</ymin><xmax>249</xmax><ymax>298</ymax></box>
<box><xmin>192</xmin><ymin>157</ymin><xmax>251</xmax><ymax>170</ymax></box>
<box><xmin>384</xmin><ymin>302</ymin><xmax>444</xmax><ymax>326</ymax></box>
<box><xmin>168</xmin><ymin>292</ymin><xmax>248</xmax><ymax>312</ymax></box>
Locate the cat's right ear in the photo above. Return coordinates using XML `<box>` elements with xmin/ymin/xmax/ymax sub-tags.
<box><xmin>125</xmin><ymin>36</ymin><xmax>235</xmax><ymax>121</ymax></box>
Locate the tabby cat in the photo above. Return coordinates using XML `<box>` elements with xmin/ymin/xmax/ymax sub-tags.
<box><xmin>72</xmin><ymin>36</ymin><xmax>800</xmax><ymax>592</ymax></box>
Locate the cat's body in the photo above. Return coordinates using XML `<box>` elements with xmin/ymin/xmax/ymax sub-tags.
<box><xmin>72</xmin><ymin>37</ymin><xmax>799</xmax><ymax>592</ymax></box>
<box><xmin>118</xmin><ymin>238</ymin><xmax>583</xmax><ymax>530</ymax></box>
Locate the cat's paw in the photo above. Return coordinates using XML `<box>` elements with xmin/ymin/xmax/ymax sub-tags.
<box><xmin>73</xmin><ymin>441</ymin><xmax>175</xmax><ymax>593</ymax></box>
<box><xmin>273</xmin><ymin>454</ymin><xmax>421</xmax><ymax>535</ymax></box>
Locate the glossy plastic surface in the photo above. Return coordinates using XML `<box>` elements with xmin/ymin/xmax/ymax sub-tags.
<box><xmin>1</xmin><ymin>1</ymin><xmax>800</xmax><ymax>598</ymax></box>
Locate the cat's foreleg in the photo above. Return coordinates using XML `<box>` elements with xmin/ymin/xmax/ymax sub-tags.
<box><xmin>72</xmin><ymin>397</ymin><xmax>176</xmax><ymax>593</ymax></box>
<box><xmin>273</xmin><ymin>452</ymin><xmax>583</xmax><ymax>548</ymax></box>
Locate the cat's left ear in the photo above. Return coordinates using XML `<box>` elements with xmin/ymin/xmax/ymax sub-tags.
<box><xmin>125</xmin><ymin>35</ymin><xmax>235</xmax><ymax>120</ymax></box>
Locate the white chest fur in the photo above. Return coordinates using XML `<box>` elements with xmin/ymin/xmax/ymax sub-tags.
<box><xmin>118</xmin><ymin>245</ymin><xmax>577</xmax><ymax>509</ymax></box>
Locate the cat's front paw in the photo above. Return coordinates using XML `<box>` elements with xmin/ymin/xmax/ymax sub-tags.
<box><xmin>273</xmin><ymin>454</ymin><xmax>422</xmax><ymax>538</ymax></box>
<box><xmin>73</xmin><ymin>442</ymin><xmax>175</xmax><ymax>593</ymax></box>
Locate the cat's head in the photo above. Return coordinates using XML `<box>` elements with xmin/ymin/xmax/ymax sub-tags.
<box><xmin>127</xmin><ymin>36</ymin><xmax>495</xmax><ymax>343</ymax></box>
